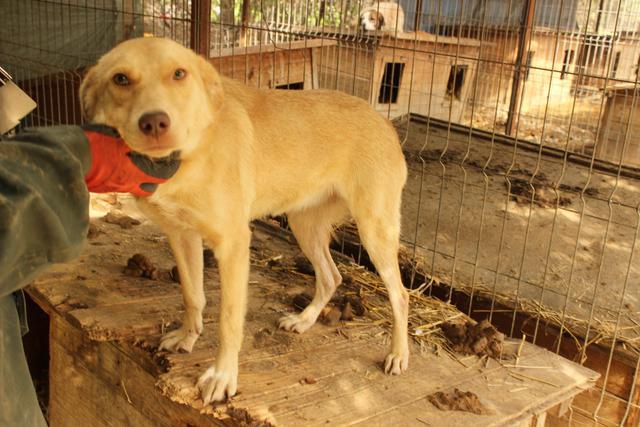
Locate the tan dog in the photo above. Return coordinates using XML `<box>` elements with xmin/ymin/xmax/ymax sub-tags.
<box><xmin>80</xmin><ymin>37</ymin><xmax>409</xmax><ymax>404</ymax></box>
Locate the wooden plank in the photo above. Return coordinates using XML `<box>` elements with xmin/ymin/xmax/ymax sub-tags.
<box><xmin>210</xmin><ymin>39</ymin><xmax>337</xmax><ymax>59</ymax></box>
<box><xmin>49</xmin><ymin>338</ymin><xmax>155</xmax><ymax>427</ymax></box>
<box><xmin>210</xmin><ymin>49</ymin><xmax>312</xmax><ymax>89</ymax></box>
<box><xmin>381</xmin><ymin>31</ymin><xmax>482</xmax><ymax>47</ymax></box>
<box><xmin>30</xmin><ymin>216</ymin><xmax>598</xmax><ymax>426</ymax></box>
<box><xmin>156</xmin><ymin>332</ymin><xmax>595</xmax><ymax>426</ymax></box>
<box><xmin>627</xmin><ymin>364</ymin><xmax>640</xmax><ymax>426</ymax></box>
<box><xmin>270</xmin><ymin>201</ymin><xmax>640</xmax><ymax>426</ymax></box>
<box><xmin>49</xmin><ymin>315</ymin><xmax>223</xmax><ymax>426</ymax></box>
<box><xmin>288</xmin><ymin>28</ymin><xmax>481</xmax><ymax>47</ymax></box>
<box><xmin>572</xmin><ymin>389</ymin><xmax>633</xmax><ymax>426</ymax></box>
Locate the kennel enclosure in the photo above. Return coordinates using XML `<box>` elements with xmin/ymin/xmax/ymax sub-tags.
<box><xmin>2</xmin><ymin>0</ymin><xmax>640</xmax><ymax>425</ymax></box>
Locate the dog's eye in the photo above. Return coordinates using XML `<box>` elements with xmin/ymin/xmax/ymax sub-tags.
<box><xmin>113</xmin><ymin>73</ymin><xmax>130</xmax><ymax>86</ymax></box>
<box><xmin>173</xmin><ymin>69</ymin><xmax>187</xmax><ymax>80</ymax></box>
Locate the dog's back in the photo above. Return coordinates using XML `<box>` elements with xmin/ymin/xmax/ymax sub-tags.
<box><xmin>218</xmin><ymin>77</ymin><xmax>407</xmax><ymax>217</ymax></box>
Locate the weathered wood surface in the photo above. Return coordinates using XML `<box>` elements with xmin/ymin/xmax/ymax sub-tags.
<box><xmin>210</xmin><ymin>38</ymin><xmax>337</xmax><ymax>59</ymax></box>
<box><xmin>49</xmin><ymin>315</ymin><xmax>223</xmax><ymax>426</ymax></box>
<box><xmin>28</xmin><ymin>216</ymin><xmax>598</xmax><ymax>426</ymax></box>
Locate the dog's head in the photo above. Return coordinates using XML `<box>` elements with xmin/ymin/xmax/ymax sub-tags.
<box><xmin>360</xmin><ymin>10</ymin><xmax>385</xmax><ymax>31</ymax></box>
<box><xmin>80</xmin><ymin>37</ymin><xmax>223</xmax><ymax>158</ymax></box>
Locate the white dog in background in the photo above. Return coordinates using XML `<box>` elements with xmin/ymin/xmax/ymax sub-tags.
<box><xmin>360</xmin><ymin>2</ymin><xmax>405</xmax><ymax>33</ymax></box>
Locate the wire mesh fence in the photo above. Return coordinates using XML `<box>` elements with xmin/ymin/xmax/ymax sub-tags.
<box><xmin>1</xmin><ymin>0</ymin><xmax>640</xmax><ymax>425</ymax></box>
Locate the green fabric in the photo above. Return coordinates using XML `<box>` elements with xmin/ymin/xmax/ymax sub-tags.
<box><xmin>0</xmin><ymin>126</ymin><xmax>91</xmax><ymax>427</ymax></box>
<box><xmin>0</xmin><ymin>126</ymin><xmax>91</xmax><ymax>297</ymax></box>
<box><xmin>0</xmin><ymin>295</ymin><xmax>47</xmax><ymax>427</ymax></box>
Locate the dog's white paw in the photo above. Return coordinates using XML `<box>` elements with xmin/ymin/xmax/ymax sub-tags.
<box><xmin>159</xmin><ymin>327</ymin><xmax>200</xmax><ymax>353</ymax></box>
<box><xmin>278</xmin><ymin>313</ymin><xmax>315</xmax><ymax>333</ymax></box>
<box><xmin>197</xmin><ymin>365</ymin><xmax>238</xmax><ymax>404</ymax></box>
<box><xmin>384</xmin><ymin>351</ymin><xmax>409</xmax><ymax>375</ymax></box>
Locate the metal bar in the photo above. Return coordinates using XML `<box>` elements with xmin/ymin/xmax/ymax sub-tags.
<box><xmin>595</xmin><ymin>0</ymin><xmax>606</xmax><ymax>34</ymax></box>
<box><xmin>444</xmin><ymin>0</ymin><xmax>469</xmax><ymax>303</ymax></box>
<box><xmin>505</xmin><ymin>0</ymin><xmax>536</xmax><ymax>136</ymax></box>
<box><xmin>532</xmin><ymin>0</ymin><xmax>597</xmax><ymax>351</ymax></box>
<box><xmin>413</xmin><ymin>0</ymin><xmax>423</xmax><ymax>33</ymax></box>
<box><xmin>239</xmin><ymin>0</ymin><xmax>251</xmax><ymax>47</ymax></box>
<box><xmin>419</xmin><ymin>0</ymin><xmax>443</xmax><ymax>297</ymax></box>
<box><xmin>511</xmin><ymin>0</ymin><xmax>566</xmax><ymax>339</ymax></box>
<box><xmin>466</xmin><ymin>0</ymin><xmax>500</xmax><ymax>317</ymax></box>
<box><xmin>190</xmin><ymin>0</ymin><xmax>211</xmax><ymax>57</ymax></box>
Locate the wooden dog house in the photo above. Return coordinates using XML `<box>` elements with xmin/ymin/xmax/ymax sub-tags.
<box><xmin>595</xmin><ymin>84</ymin><xmax>640</xmax><ymax>167</ymax></box>
<box><xmin>315</xmin><ymin>31</ymin><xmax>481</xmax><ymax>121</ymax></box>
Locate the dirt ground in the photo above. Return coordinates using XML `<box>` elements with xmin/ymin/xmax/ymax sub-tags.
<box><xmin>394</xmin><ymin>118</ymin><xmax>640</xmax><ymax>346</ymax></box>
<box><xmin>464</xmin><ymin>98</ymin><xmax>601</xmax><ymax>157</ymax></box>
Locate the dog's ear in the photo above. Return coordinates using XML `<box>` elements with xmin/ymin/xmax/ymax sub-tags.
<box><xmin>196</xmin><ymin>55</ymin><xmax>225</xmax><ymax>113</ymax></box>
<box><xmin>378</xmin><ymin>13</ymin><xmax>385</xmax><ymax>30</ymax></box>
<box><xmin>79</xmin><ymin>66</ymin><xmax>98</xmax><ymax>120</ymax></box>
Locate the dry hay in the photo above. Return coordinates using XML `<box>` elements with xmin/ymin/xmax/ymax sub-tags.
<box><xmin>403</xmin><ymin>248</ymin><xmax>640</xmax><ymax>357</ymax></box>
<box><xmin>334</xmin><ymin>262</ymin><xmax>468</xmax><ymax>357</ymax></box>
<box><xmin>330</xmin><ymin>222</ymin><xmax>640</xmax><ymax>357</ymax></box>
<box><xmin>481</xmin><ymin>287</ymin><xmax>640</xmax><ymax>357</ymax></box>
<box><xmin>253</xmin><ymin>240</ymin><xmax>467</xmax><ymax>356</ymax></box>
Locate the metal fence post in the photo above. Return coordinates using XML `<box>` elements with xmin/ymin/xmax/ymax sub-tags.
<box><xmin>505</xmin><ymin>0</ymin><xmax>536</xmax><ymax>136</ymax></box>
<box><xmin>190</xmin><ymin>0</ymin><xmax>211</xmax><ymax>57</ymax></box>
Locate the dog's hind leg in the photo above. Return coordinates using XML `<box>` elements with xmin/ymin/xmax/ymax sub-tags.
<box><xmin>352</xmin><ymin>192</ymin><xmax>409</xmax><ymax>375</ymax></box>
<box><xmin>279</xmin><ymin>196</ymin><xmax>348</xmax><ymax>333</ymax></box>
<box><xmin>158</xmin><ymin>229</ymin><xmax>205</xmax><ymax>353</ymax></box>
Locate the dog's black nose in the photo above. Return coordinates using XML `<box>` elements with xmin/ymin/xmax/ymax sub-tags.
<box><xmin>138</xmin><ymin>111</ymin><xmax>171</xmax><ymax>137</ymax></box>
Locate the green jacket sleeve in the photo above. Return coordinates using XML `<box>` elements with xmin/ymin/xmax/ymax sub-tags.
<box><xmin>0</xmin><ymin>126</ymin><xmax>91</xmax><ymax>297</ymax></box>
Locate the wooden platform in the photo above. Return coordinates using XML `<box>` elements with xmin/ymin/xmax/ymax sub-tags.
<box><xmin>26</xmin><ymin>216</ymin><xmax>598</xmax><ymax>426</ymax></box>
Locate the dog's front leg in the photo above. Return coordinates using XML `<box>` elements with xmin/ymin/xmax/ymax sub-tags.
<box><xmin>197</xmin><ymin>227</ymin><xmax>250</xmax><ymax>404</ymax></box>
<box><xmin>159</xmin><ymin>229</ymin><xmax>205</xmax><ymax>353</ymax></box>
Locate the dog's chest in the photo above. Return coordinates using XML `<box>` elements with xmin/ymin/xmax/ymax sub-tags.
<box><xmin>140</xmin><ymin>192</ymin><xmax>206</xmax><ymax>230</ymax></box>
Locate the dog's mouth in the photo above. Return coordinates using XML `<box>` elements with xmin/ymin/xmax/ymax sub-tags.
<box><xmin>118</xmin><ymin>131</ymin><xmax>179</xmax><ymax>158</ymax></box>
<box><xmin>137</xmin><ymin>141</ymin><xmax>180</xmax><ymax>158</ymax></box>
<box><xmin>138</xmin><ymin>149</ymin><xmax>181</xmax><ymax>164</ymax></box>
